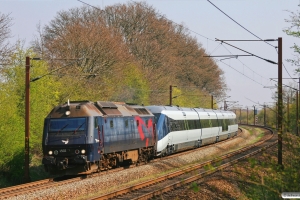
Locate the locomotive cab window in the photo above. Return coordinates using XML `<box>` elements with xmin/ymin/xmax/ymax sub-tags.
<box><xmin>94</xmin><ymin>117</ymin><xmax>98</xmax><ymax>129</ymax></box>
<box><xmin>48</xmin><ymin>117</ymin><xmax>86</xmax><ymax>135</ymax></box>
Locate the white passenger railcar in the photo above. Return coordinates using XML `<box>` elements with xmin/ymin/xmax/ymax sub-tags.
<box><xmin>146</xmin><ymin>105</ymin><xmax>238</xmax><ymax>156</ymax></box>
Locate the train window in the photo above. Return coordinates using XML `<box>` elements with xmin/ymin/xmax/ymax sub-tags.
<box><xmin>137</xmin><ymin>120</ymin><xmax>139</xmax><ymax>127</ymax></box>
<box><xmin>222</xmin><ymin>119</ymin><xmax>228</xmax><ymax>131</ymax></box>
<box><xmin>125</xmin><ymin>119</ymin><xmax>129</xmax><ymax>128</ymax></box>
<box><xmin>209</xmin><ymin>119</ymin><xmax>212</xmax><ymax>127</ymax></box>
<box><xmin>94</xmin><ymin>117</ymin><xmax>98</xmax><ymax>129</ymax></box>
<box><xmin>211</xmin><ymin>119</ymin><xmax>219</xmax><ymax>127</ymax></box>
<box><xmin>169</xmin><ymin>118</ymin><xmax>180</xmax><ymax>131</ymax></box>
<box><xmin>188</xmin><ymin>120</ymin><xmax>195</xmax><ymax>130</ymax></box>
<box><xmin>200</xmin><ymin>119</ymin><xmax>204</xmax><ymax>128</ymax></box>
<box><xmin>195</xmin><ymin>120</ymin><xmax>201</xmax><ymax>129</ymax></box>
<box><xmin>179</xmin><ymin>120</ymin><xmax>185</xmax><ymax>130</ymax></box>
<box><xmin>110</xmin><ymin>120</ymin><xmax>114</xmax><ymax>128</ymax></box>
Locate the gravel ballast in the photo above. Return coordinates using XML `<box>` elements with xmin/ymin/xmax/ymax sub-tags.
<box><xmin>9</xmin><ymin>126</ymin><xmax>265</xmax><ymax>200</ymax></box>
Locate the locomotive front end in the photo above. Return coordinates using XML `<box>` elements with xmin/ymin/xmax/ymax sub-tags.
<box><xmin>42</xmin><ymin>101</ymin><xmax>102</xmax><ymax>175</ymax></box>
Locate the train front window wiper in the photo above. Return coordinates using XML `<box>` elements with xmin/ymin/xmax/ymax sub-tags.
<box><xmin>73</xmin><ymin>122</ymin><xmax>85</xmax><ymax>135</ymax></box>
<box><xmin>56</xmin><ymin>124</ymin><xmax>69</xmax><ymax>135</ymax></box>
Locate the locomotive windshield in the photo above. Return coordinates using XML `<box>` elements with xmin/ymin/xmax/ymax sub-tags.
<box><xmin>153</xmin><ymin>113</ymin><xmax>161</xmax><ymax>123</ymax></box>
<box><xmin>48</xmin><ymin>118</ymin><xmax>86</xmax><ymax>135</ymax></box>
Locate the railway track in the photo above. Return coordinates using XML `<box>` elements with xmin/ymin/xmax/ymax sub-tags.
<box><xmin>0</xmin><ymin>176</ymin><xmax>87</xmax><ymax>199</ymax></box>
<box><xmin>0</xmin><ymin>128</ymin><xmax>243</xmax><ymax>199</ymax></box>
<box><xmin>89</xmin><ymin>126</ymin><xmax>276</xmax><ymax>200</ymax></box>
<box><xmin>0</xmin><ymin>126</ymin><xmax>272</xmax><ymax>199</ymax></box>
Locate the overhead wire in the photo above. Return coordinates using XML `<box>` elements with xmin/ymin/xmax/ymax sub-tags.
<box><xmin>76</xmin><ymin>0</ymin><xmax>281</xmax><ymax>94</ymax></box>
<box><xmin>207</xmin><ymin>0</ymin><xmax>296</xmax><ymax>85</ymax></box>
<box><xmin>220</xmin><ymin>43</ymin><xmax>269</xmax><ymax>85</ymax></box>
<box><xmin>219</xmin><ymin>59</ymin><xmax>264</xmax><ymax>86</ymax></box>
<box><xmin>275</xmin><ymin>47</ymin><xmax>297</xmax><ymax>83</ymax></box>
<box><xmin>206</xmin><ymin>0</ymin><xmax>276</xmax><ymax>48</ymax></box>
<box><xmin>128</xmin><ymin>0</ymin><xmax>270</xmax><ymax>87</ymax></box>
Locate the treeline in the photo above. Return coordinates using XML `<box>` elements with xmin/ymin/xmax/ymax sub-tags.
<box><xmin>0</xmin><ymin>2</ymin><xmax>226</xmax><ymax>185</ymax></box>
<box><xmin>32</xmin><ymin>2</ymin><xmax>226</xmax><ymax>105</ymax></box>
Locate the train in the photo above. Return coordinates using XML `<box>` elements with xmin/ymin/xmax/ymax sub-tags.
<box><xmin>42</xmin><ymin>100</ymin><xmax>238</xmax><ymax>175</ymax></box>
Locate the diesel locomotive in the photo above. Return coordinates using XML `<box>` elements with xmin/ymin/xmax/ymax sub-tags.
<box><xmin>42</xmin><ymin>100</ymin><xmax>238</xmax><ymax>175</ymax></box>
<box><xmin>42</xmin><ymin>100</ymin><xmax>156</xmax><ymax>175</ymax></box>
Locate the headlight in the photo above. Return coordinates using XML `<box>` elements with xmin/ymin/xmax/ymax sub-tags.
<box><xmin>81</xmin><ymin>149</ymin><xmax>86</xmax><ymax>154</ymax></box>
<box><xmin>48</xmin><ymin>150</ymin><xmax>53</xmax><ymax>155</ymax></box>
<box><xmin>65</xmin><ymin>110</ymin><xmax>71</xmax><ymax>116</ymax></box>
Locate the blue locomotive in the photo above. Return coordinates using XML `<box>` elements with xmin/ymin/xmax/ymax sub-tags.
<box><xmin>42</xmin><ymin>100</ymin><xmax>156</xmax><ymax>174</ymax></box>
<box><xmin>42</xmin><ymin>101</ymin><xmax>238</xmax><ymax>175</ymax></box>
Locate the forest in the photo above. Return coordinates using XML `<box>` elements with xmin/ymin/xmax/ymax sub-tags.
<box><xmin>0</xmin><ymin>1</ymin><xmax>299</xmax><ymax>187</ymax></box>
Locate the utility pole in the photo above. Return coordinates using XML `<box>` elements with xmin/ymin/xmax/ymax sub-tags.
<box><xmin>253</xmin><ymin>105</ymin><xmax>256</xmax><ymax>125</ymax></box>
<box><xmin>297</xmin><ymin>90</ymin><xmax>299</xmax><ymax>136</ymax></box>
<box><xmin>239</xmin><ymin>108</ymin><xmax>241</xmax><ymax>124</ymax></box>
<box><xmin>276</xmin><ymin>102</ymin><xmax>278</xmax><ymax>130</ymax></box>
<box><xmin>211</xmin><ymin>95</ymin><xmax>213</xmax><ymax>109</ymax></box>
<box><xmin>169</xmin><ymin>85</ymin><xmax>177</xmax><ymax>106</ymax></box>
<box><xmin>247</xmin><ymin>107</ymin><xmax>248</xmax><ymax>125</ymax></box>
<box><xmin>287</xmin><ymin>94</ymin><xmax>289</xmax><ymax>132</ymax></box>
<box><xmin>24</xmin><ymin>56</ymin><xmax>41</xmax><ymax>183</ymax></box>
<box><xmin>264</xmin><ymin>104</ymin><xmax>266</xmax><ymax>127</ymax></box>
<box><xmin>24</xmin><ymin>56</ymin><xmax>30</xmax><ymax>183</ymax></box>
<box><xmin>278</xmin><ymin>37</ymin><xmax>283</xmax><ymax>167</ymax></box>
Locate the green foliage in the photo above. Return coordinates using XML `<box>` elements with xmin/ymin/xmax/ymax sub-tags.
<box><xmin>111</xmin><ymin>63</ymin><xmax>150</xmax><ymax>105</ymax></box>
<box><xmin>283</xmin><ymin>9</ymin><xmax>300</xmax><ymax>70</ymax></box>
<box><xmin>171</xmin><ymin>87</ymin><xmax>213</xmax><ymax>108</ymax></box>
<box><xmin>190</xmin><ymin>182</ymin><xmax>200</xmax><ymax>192</ymax></box>
<box><xmin>235</xmin><ymin>133</ymin><xmax>300</xmax><ymax>199</ymax></box>
<box><xmin>0</xmin><ymin>46</ymin><xmax>62</xmax><ymax>185</ymax></box>
<box><xmin>248</xmin><ymin>157</ymin><xmax>257</xmax><ymax>168</ymax></box>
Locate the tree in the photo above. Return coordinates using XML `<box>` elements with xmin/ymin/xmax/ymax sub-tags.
<box><xmin>0</xmin><ymin>45</ymin><xmax>62</xmax><ymax>184</ymax></box>
<box><xmin>0</xmin><ymin>12</ymin><xmax>14</xmax><ymax>73</ymax></box>
<box><xmin>104</xmin><ymin>2</ymin><xmax>226</xmax><ymax>104</ymax></box>
<box><xmin>283</xmin><ymin>9</ymin><xmax>300</xmax><ymax>73</ymax></box>
<box><xmin>32</xmin><ymin>2</ymin><xmax>226</xmax><ymax>105</ymax></box>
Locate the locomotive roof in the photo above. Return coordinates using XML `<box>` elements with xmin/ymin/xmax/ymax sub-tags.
<box><xmin>47</xmin><ymin>100</ymin><xmax>153</xmax><ymax>118</ymax></box>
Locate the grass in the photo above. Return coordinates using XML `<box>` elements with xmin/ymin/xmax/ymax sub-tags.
<box><xmin>230</xmin><ymin>133</ymin><xmax>300</xmax><ymax>200</ymax></box>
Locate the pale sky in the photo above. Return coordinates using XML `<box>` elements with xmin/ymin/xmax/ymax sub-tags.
<box><xmin>1</xmin><ymin>0</ymin><xmax>299</xmax><ymax>109</ymax></box>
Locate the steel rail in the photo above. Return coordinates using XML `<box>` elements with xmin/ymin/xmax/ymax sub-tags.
<box><xmin>0</xmin><ymin>128</ymin><xmax>243</xmax><ymax>198</ymax></box>
<box><xmin>89</xmin><ymin>126</ymin><xmax>274</xmax><ymax>200</ymax></box>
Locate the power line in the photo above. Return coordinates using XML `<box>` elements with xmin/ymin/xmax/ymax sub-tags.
<box><xmin>220</xmin><ymin>43</ymin><xmax>269</xmax><ymax>83</ymax></box>
<box><xmin>216</xmin><ymin>39</ymin><xmax>277</xmax><ymax>64</ymax></box>
<box><xmin>77</xmin><ymin>0</ymin><xmax>102</xmax><ymax>10</ymax></box>
<box><xmin>207</xmin><ymin>0</ymin><xmax>296</xmax><ymax>85</ymax></box>
<box><xmin>274</xmin><ymin>47</ymin><xmax>297</xmax><ymax>83</ymax></box>
<box><xmin>77</xmin><ymin>0</ymin><xmax>274</xmax><ymax>95</ymax></box>
<box><xmin>30</xmin><ymin>58</ymin><xmax>85</xmax><ymax>82</ymax></box>
<box><xmin>206</xmin><ymin>0</ymin><xmax>276</xmax><ymax>48</ymax></box>
<box><xmin>131</xmin><ymin>0</ymin><xmax>272</xmax><ymax>84</ymax></box>
<box><xmin>219</xmin><ymin>59</ymin><xmax>264</xmax><ymax>86</ymax></box>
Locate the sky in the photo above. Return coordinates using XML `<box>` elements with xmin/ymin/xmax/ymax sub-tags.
<box><xmin>1</xmin><ymin>0</ymin><xmax>299</xmax><ymax>110</ymax></box>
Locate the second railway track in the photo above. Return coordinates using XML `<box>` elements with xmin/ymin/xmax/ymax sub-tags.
<box><xmin>89</xmin><ymin>126</ymin><xmax>276</xmax><ymax>200</ymax></box>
